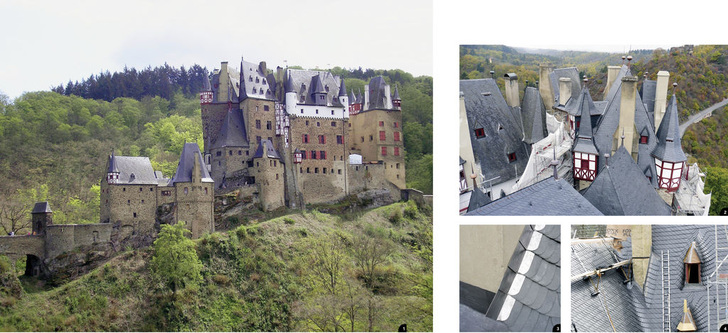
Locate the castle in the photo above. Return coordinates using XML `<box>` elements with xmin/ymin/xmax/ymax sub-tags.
<box><xmin>201</xmin><ymin>59</ymin><xmax>406</xmax><ymax>210</ymax></box>
<box><xmin>461</xmin><ymin>55</ymin><xmax>711</xmax><ymax>215</ymax></box>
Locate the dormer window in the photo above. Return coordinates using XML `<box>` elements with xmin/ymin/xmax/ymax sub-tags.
<box><xmin>262</xmin><ymin>78</ymin><xmax>266</xmax><ymax>84</ymax></box>
<box><xmin>507</xmin><ymin>152</ymin><xmax>516</xmax><ymax>162</ymax></box>
<box><xmin>474</xmin><ymin>128</ymin><xmax>485</xmax><ymax>138</ymax></box>
<box><xmin>640</xmin><ymin>136</ymin><xmax>648</xmax><ymax>144</ymax></box>
<box><xmin>249</xmin><ymin>76</ymin><xmax>253</xmax><ymax>82</ymax></box>
<box><xmin>684</xmin><ymin>242</ymin><xmax>701</xmax><ymax>285</ymax></box>
<box><xmin>256</xmin><ymin>77</ymin><xmax>260</xmax><ymax>83</ymax></box>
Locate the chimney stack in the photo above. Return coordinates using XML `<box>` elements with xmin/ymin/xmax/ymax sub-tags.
<box><xmin>604</xmin><ymin>66</ymin><xmax>622</xmax><ymax>99</ymax></box>
<box><xmin>504</xmin><ymin>73</ymin><xmax>520</xmax><ymax>107</ymax></box>
<box><xmin>654</xmin><ymin>71</ymin><xmax>670</xmax><ymax>132</ymax></box>
<box><xmin>538</xmin><ymin>64</ymin><xmax>555</xmax><ymax>110</ymax></box>
<box><xmin>218</xmin><ymin>61</ymin><xmax>229</xmax><ymax>103</ymax></box>
<box><xmin>614</xmin><ymin>76</ymin><xmax>639</xmax><ymax>159</ymax></box>
<box><xmin>631</xmin><ymin>224</ymin><xmax>652</xmax><ymax>289</ymax></box>
<box><xmin>558</xmin><ymin>77</ymin><xmax>572</xmax><ymax>106</ymax></box>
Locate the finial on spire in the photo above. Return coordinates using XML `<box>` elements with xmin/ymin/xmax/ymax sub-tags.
<box><xmin>627</xmin><ymin>55</ymin><xmax>633</xmax><ymax>68</ymax></box>
<box><xmin>621</xmin><ymin>128</ymin><xmax>626</xmax><ymax>146</ymax></box>
<box><xmin>621</xmin><ymin>55</ymin><xmax>626</xmax><ymax>64</ymax></box>
<box><xmin>672</xmin><ymin>82</ymin><xmax>678</xmax><ymax>94</ymax></box>
<box><xmin>489</xmin><ymin>70</ymin><xmax>495</xmax><ymax>79</ymax></box>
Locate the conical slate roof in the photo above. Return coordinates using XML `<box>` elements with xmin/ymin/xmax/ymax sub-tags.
<box><xmin>683</xmin><ymin>241</ymin><xmax>701</xmax><ymax>264</ymax></box>
<box><xmin>582</xmin><ymin>146</ymin><xmax>671</xmax><ymax>215</ymax></box>
<box><xmin>572</xmin><ymin>88</ymin><xmax>599</xmax><ymax>155</ymax></box>
<box><xmin>211</xmin><ymin>109</ymin><xmax>249</xmax><ymax>149</ymax></box>
<box><xmin>652</xmin><ymin>94</ymin><xmax>687</xmax><ymax>162</ymax></box>
<box><xmin>202</xmin><ymin>69</ymin><xmax>211</xmax><ymax>91</ymax></box>
<box><xmin>338</xmin><ymin>78</ymin><xmax>347</xmax><ymax>97</ymax></box>
<box><xmin>311</xmin><ymin>74</ymin><xmax>327</xmax><ymax>94</ymax></box>
<box><xmin>466</xmin><ymin>187</ymin><xmax>490</xmax><ymax>213</ymax></box>
<box><xmin>393</xmin><ymin>84</ymin><xmax>401</xmax><ymax>100</ymax></box>
<box><xmin>108</xmin><ymin>151</ymin><xmax>120</xmax><ymax>173</ymax></box>
<box><xmin>238</xmin><ymin>59</ymin><xmax>248</xmax><ymax>100</ymax></box>
<box><xmin>285</xmin><ymin>72</ymin><xmax>295</xmax><ymax>93</ymax></box>
<box><xmin>521</xmin><ymin>86</ymin><xmax>547</xmax><ymax>144</ymax></box>
<box><xmin>171</xmin><ymin>143</ymin><xmax>213</xmax><ymax>184</ymax></box>
<box><xmin>253</xmin><ymin>139</ymin><xmax>281</xmax><ymax>160</ymax></box>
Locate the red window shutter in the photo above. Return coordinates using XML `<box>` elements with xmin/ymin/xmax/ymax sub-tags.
<box><xmin>379</xmin><ymin>121</ymin><xmax>384</xmax><ymax>127</ymax></box>
<box><xmin>394</xmin><ymin>147</ymin><xmax>400</xmax><ymax>156</ymax></box>
<box><xmin>381</xmin><ymin>146</ymin><xmax>387</xmax><ymax>156</ymax></box>
<box><xmin>394</xmin><ymin>132</ymin><xmax>400</xmax><ymax>141</ymax></box>
<box><xmin>380</xmin><ymin>131</ymin><xmax>386</xmax><ymax>141</ymax></box>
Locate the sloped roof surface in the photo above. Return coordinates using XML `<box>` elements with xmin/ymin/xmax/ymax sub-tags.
<box><xmin>484</xmin><ymin>225</ymin><xmax>561</xmax><ymax>332</ymax></box>
<box><xmin>466</xmin><ymin>177</ymin><xmax>603</xmax><ymax>216</ymax></box>
<box><xmin>572</xmin><ymin>87</ymin><xmax>599</xmax><ymax>155</ymax></box>
<box><xmin>581</xmin><ymin>146</ymin><xmax>671</xmax><ymax>215</ymax></box>
<box><xmin>210</xmin><ymin>109</ymin><xmax>249</xmax><ymax>149</ymax></box>
<box><xmin>466</xmin><ymin>188</ymin><xmax>491</xmax><ymax>213</ymax></box>
<box><xmin>460</xmin><ymin>79</ymin><xmax>528</xmax><ymax>186</ymax></box>
<box><xmin>253</xmin><ymin>139</ymin><xmax>281</xmax><ymax>160</ymax></box>
<box><xmin>171</xmin><ymin>143</ymin><xmax>213</xmax><ymax>184</ymax></box>
<box><xmin>652</xmin><ymin>94</ymin><xmax>687</xmax><ymax>162</ymax></box>
<box><xmin>31</xmin><ymin>201</ymin><xmax>52</xmax><ymax>214</ymax></box>
<box><xmin>367</xmin><ymin>76</ymin><xmax>391</xmax><ymax>110</ymax></box>
<box><xmin>521</xmin><ymin>87</ymin><xmax>547</xmax><ymax>144</ymax></box>
<box><xmin>233</xmin><ymin>60</ymin><xmax>275</xmax><ymax>101</ymax></box>
<box><xmin>571</xmin><ymin>240</ymin><xmax>649</xmax><ymax>332</ymax></box>
<box><xmin>287</xmin><ymin>69</ymin><xmax>342</xmax><ymax>106</ymax></box>
<box><xmin>640</xmin><ymin>79</ymin><xmax>657</xmax><ymax>120</ymax></box>
<box><xmin>549</xmin><ymin>67</ymin><xmax>582</xmax><ymax>105</ymax></box>
<box><xmin>111</xmin><ymin>156</ymin><xmax>158</xmax><ymax>185</ymax></box>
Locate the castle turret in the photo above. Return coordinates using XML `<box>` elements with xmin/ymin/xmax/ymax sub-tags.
<box><xmin>338</xmin><ymin>78</ymin><xmax>349</xmax><ymax>107</ymax></box>
<box><xmin>107</xmin><ymin>151</ymin><xmax>120</xmax><ymax>184</ymax></box>
<box><xmin>652</xmin><ymin>93</ymin><xmax>687</xmax><ymax>193</ymax></box>
<box><xmin>311</xmin><ymin>74</ymin><xmax>327</xmax><ymax>106</ymax></box>
<box><xmin>171</xmin><ymin>143</ymin><xmax>214</xmax><ymax>238</ymax></box>
<box><xmin>284</xmin><ymin>71</ymin><xmax>297</xmax><ymax>115</ymax></box>
<box><xmin>392</xmin><ymin>84</ymin><xmax>401</xmax><ymax>110</ymax></box>
<box><xmin>252</xmin><ymin>140</ymin><xmax>285</xmax><ymax>211</ymax></box>
<box><xmin>200</xmin><ymin>69</ymin><xmax>213</xmax><ymax>104</ymax></box>
<box><xmin>239</xmin><ymin>58</ymin><xmax>248</xmax><ymax>102</ymax></box>
<box><xmin>572</xmin><ymin>86</ymin><xmax>599</xmax><ymax>189</ymax></box>
<box><xmin>218</xmin><ymin>61</ymin><xmax>229</xmax><ymax>103</ymax></box>
<box><xmin>31</xmin><ymin>201</ymin><xmax>52</xmax><ymax>235</ymax></box>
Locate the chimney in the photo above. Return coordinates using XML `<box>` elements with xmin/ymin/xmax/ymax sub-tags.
<box><xmin>504</xmin><ymin>73</ymin><xmax>520</xmax><ymax>107</ymax></box>
<box><xmin>604</xmin><ymin>66</ymin><xmax>622</xmax><ymax>99</ymax></box>
<box><xmin>218</xmin><ymin>61</ymin><xmax>229</xmax><ymax>103</ymax></box>
<box><xmin>558</xmin><ymin>77</ymin><xmax>572</xmax><ymax>105</ymax></box>
<box><xmin>654</xmin><ymin>71</ymin><xmax>670</xmax><ymax>131</ymax></box>
<box><xmin>614</xmin><ymin>76</ymin><xmax>639</xmax><ymax>159</ymax></box>
<box><xmin>259</xmin><ymin>61</ymin><xmax>267</xmax><ymax>74</ymax></box>
<box><xmin>631</xmin><ymin>224</ymin><xmax>652</xmax><ymax>290</ymax></box>
<box><xmin>538</xmin><ymin>64</ymin><xmax>555</xmax><ymax>110</ymax></box>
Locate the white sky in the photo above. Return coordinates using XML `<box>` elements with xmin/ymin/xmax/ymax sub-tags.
<box><xmin>0</xmin><ymin>0</ymin><xmax>433</xmax><ymax>99</ymax></box>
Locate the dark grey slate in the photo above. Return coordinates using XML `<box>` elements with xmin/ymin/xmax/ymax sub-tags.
<box><xmin>287</xmin><ymin>69</ymin><xmax>342</xmax><ymax>106</ymax></box>
<box><xmin>582</xmin><ymin>146</ymin><xmax>671</xmax><ymax>215</ymax></box>
<box><xmin>640</xmin><ymin>79</ymin><xmax>657</xmax><ymax>122</ymax></box>
<box><xmin>366</xmin><ymin>76</ymin><xmax>393</xmax><ymax>110</ymax></box>
<box><xmin>521</xmin><ymin>87</ymin><xmax>547</xmax><ymax>144</ymax></box>
<box><xmin>652</xmin><ymin>94</ymin><xmax>687</xmax><ymax>163</ymax></box>
<box><xmin>460</xmin><ymin>79</ymin><xmax>528</xmax><ymax>188</ymax></box>
<box><xmin>171</xmin><ymin>143</ymin><xmax>213</xmax><ymax>185</ymax></box>
<box><xmin>202</xmin><ymin>69</ymin><xmax>211</xmax><ymax>91</ymax></box>
<box><xmin>338</xmin><ymin>78</ymin><xmax>347</xmax><ymax>97</ymax></box>
<box><xmin>466</xmin><ymin>177</ymin><xmax>603</xmax><ymax>216</ymax></box>
<box><xmin>392</xmin><ymin>84</ymin><xmax>400</xmax><ymax>100</ymax></box>
<box><xmin>253</xmin><ymin>139</ymin><xmax>281</xmax><ymax>160</ymax></box>
<box><xmin>31</xmin><ymin>202</ymin><xmax>52</xmax><ymax>214</ymax></box>
<box><xmin>466</xmin><ymin>187</ymin><xmax>491</xmax><ymax>213</ymax></box>
<box><xmin>107</xmin><ymin>152</ymin><xmax>120</xmax><ymax>173</ymax></box>
<box><xmin>572</xmin><ymin>87</ymin><xmax>599</xmax><ymax>156</ymax></box>
<box><xmin>236</xmin><ymin>59</ymin><xmax>275</xmax><ymax>101</ymax></box>
<box><xmin>549</xmin><ymin>67</ymin><xmax>582</xmax><ymax>105</ymax></box>
<box><xmin>238</xmin><ymin>59</ymin><xmax>248</xmax><ymax>101</ymax></box>
<box><xmin>461</xmin><ymin>304</ymin><xmax>510</xmax><ymax>332</ymax></box>
<box><xmin>485</xmin><ymin>225</ymin><xmax>560</xmax><ymax>332</ymax></box>
<box><xmin>111</xmin><ymin>156</ymin><xmax>158</xmax><ymax>185</ymax></box>
<box><xmin>210</xmin><ymin>109</ymin><xmax>249</xmax><ymax>149</ymax></box>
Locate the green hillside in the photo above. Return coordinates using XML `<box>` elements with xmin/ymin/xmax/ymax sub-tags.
<box><xmin>0</xmin><ymin>202</ymin><xmax>432</xmax><ymax>331</ymax></box>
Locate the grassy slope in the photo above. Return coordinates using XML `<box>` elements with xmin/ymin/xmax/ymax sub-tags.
<box><xmin>0</xmin><ymin>202</ymin><xmax>432</xmax><ymax>332</ymax></box>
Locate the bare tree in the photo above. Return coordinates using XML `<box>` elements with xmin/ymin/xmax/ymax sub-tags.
<box><xmin>309</xmin><ymin>233</ymin><xmax>346</xmax><ymax>295</ymax></box>
<box><xmin>351</xmin><ymin>237</ymin><xmax>393</xmax><ymax>289</ymax></box>
<box><xmin>0</xmin><ymin>193</ymin><xmax>31</xmax><ymax>235</ymax></box>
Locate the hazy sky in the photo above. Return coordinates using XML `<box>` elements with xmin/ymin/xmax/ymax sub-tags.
<box><xmin>0</xmin><ymin>0</ymin><xmax>433</xmax><ymax>99</ymax></box>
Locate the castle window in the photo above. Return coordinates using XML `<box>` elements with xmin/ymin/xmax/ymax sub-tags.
<box><xmin>315</xmin><ymin>167</ymin><xmax>319</xmax><ymax>173</ymax></box>
<box><xmin>162</xmin><ymin>191</ymin><xmax>171</xmax><ymax>196</ymax></box>
<box><xmin>249</xmin><ymin>76</ymin><xmax>253</xmax><ymax>82</ymax></box>
<box><xmin>270</xmin><ymin>160</ymin><xmax>273</xmax><ymax>167</ymax></box>
<box><xmin>361</xmin><ymin>136</ymin><xmax>364</xmax><ymax>143</ymax></box>
<box><xmin>307</xmin><ymin>167</ymin><xmax>310</xmax><ymax>173</ymax></box>
<box><xmin>256</xmin><ymin>161</ymin><xmax>259</xmax><ymax>167</ymax></box>
<box><xmin>262</xmin><ymin>78</ymin><xmax>267</xmax><ymax>85</ymax></box>
<box><xmin>229</xmin><ymin>150</ymin><xmax>233</xmax><ymax>156</ymax></box>
<box><xmin>397</xmin><ymin>174</ymin><xmax>400</xmax><ymax>179</ymax></box>
<box><xmin>317</xmin><ymin>122</ymin><xmax>320</xmax><ymax>127</ymax></box>
<box><xmin>318</xmin><ymin>135</ymin><xmax>326</xmax><ymax>144</ymax></box>
<box><xmin>256</xmin><ymin>77</ymin><xmax>260</xmax><ymax>83</ymax></box>
<box><xmin>123</xmin><ymin>187</ymin><xmax>126</xmax><ymax>191</ymax></box>
<box><xmin>316</xmin><ymin>109</ymin><xmax>319</xmax><ymax>114</ymax></box>
<box><xmin>381</xmin><ymin>147</ymin><xmax>388</xmax><ymax>156</ymax></box>
<box><xmin>133</xmin><ymin>212</ymin><xmax>137</xmax><ymax>218</ymax></box>
<box><xmin>300</xmin><ymin>167</ymin><xmax>303</xmax><ymax>173</ymax></box>
<box><xmin>394</xmin><ymin>132</ymin><xmax>401</xmax><ymax>141</ymax></box>
<box><xmin>380</xmin><ymin>131</ymin><xmax>386</xmax><ymax>141</ymax></box>
<box><xmin>141</xmin><ymin>200</ymin><xmax>145</xmax><ymax>203</ymax></box>
<box><xmin>338</xmin><ymin>169</ymin><xmax>342</xmax><ymax>175</ymax></box>
<box><xmin>331</xmin><ymin>110</ymin><xmax>335</xmax><ymax>115</ymax></box>
<box><xmin>474</xmin><ymin>128</ymin><xmax>486</xmax><ymax>138</ymax></box>
<box><xmin>302</xmin><ymin>134</ymin><xmax>309</xmax><ymax>143</ymax></box>
<box><xmin>140</xmin><ymin>187</ymin><xmax>143</xmax><ymax>191</ymax></box>
<box><xmin>274</xmin><ymin>160</ymin><xmax>277</xmax><ymax>167</ymax></box>
<box><xmin>320</xmin><ymin>151</ymin><xmax>326</xmax><ymax>160</ymax></box>
<box><xmin>256</xmin><ymin>120</ymin><xmax>261</xmax><ymax>129</ymax></box>
<box><xmin>264</xmin><ymin>105</ymin><xmax>269</xmax><ymax>111</ymax></box>
<box><xmin>508</xmin><ymin>152</ymin><xmax>517</xmax><ymax>162</ymax></box>
<box><xmin>246</xmin><ymin>150</ymin><xmax>249</xmax><ymax>156</ymax></box>
<box><xmin>640</xmin><ymin>136</ymin><xmax>649</xmax><ymax>144</ymax></box>
<box><xmin>311</xmin><ymin>151</ymin><xmax>318</xmax><ymax>159</ymax></box>
<box><xmin>276</xmin><ymin>174</ymin><xmax>279</xmax><ymax>180</ymax></box>
<box><xmin>337</xmin><ymin>135</ymin><xmax>343</xmax><ymax>144</ymax></box>
<box><xmin>253</xmin><ymin>88</ymin><xmax>257</xmax><ymax>94</ymax></box>
<box><xmin>205</xmin><ymin>187</ymin><xmax>208</xmax><ymax>195</ymax></box>
<box><xmin>323</xmin><ymin>168</ymin><xmax>327</xmax><ymax>174</ymax></box>
<box><xmin>267</xmin><ymin>121</ymin><xmax>272</xmax><ymax>130</ymax></box>
<box><xmin>184</xmin><ymin>187</ymin><xmax>188</xmax><ymax>195</ymax></box>
<box><xmin>396</xmin><ymin>163</ymin><xmax>400</xmax><ymax>169</ymax></box>
<box><xmin>238</xmin><ymin>150</ymin><xmax>242</xmax><ymax>155</ymax></box>
<box><xmin>218</xmin><ymin>161</ymin><xmax>221</xmax><ymax>166</ymax></box>
<box><xmin>127</xmin><ymin>200</ymin><xmax>130</xmax><ymax>204</ymax></box>
<box><xmin>256</xmin><ymin>136</ymin><xmax>261</xmax><ymax>143</ymax></box>
<box><xmin>379</xmin><ymin>121</ymin><xmax>384</xmax><ymax>127</ymax></box>
<box><xmin>306</xmin><ymin>120</ymin><xmax>309</xmax><ymax>126</ymax></box>
<box><xmin>370</xmin><ymin>135</ymin><xmax>373</xmax><ymax>141</ymax></box>
<box><xmin>300</xmin><ymin>150</ymin><xmax>307</xmax><ymax>159</ymax></box>
<box><xmin>394</xmin><ymin>147</ymin><xmax>400</xmax><ymax>156</ymax></box>
<box><xmin>394</xmin><ymin>122</ymin><xmax>399</xmax><ymax>128</ymax></box>
<box><xmin>217</xmin><ymin>151</ymin><xmax>222</xmax><ymax>156</ymax></box>
<box><xmin>331</xmin><ymin>121</ymin><xmax>336</xmax><ymax>127</ymax></box>
<box><xmin>301</xmin><ymin>109</ymin><xmax>304</xmax><ymax>114</ymax></box>
<box><xmin>150</xmin><ymin>188</ymin><xmax>153</xmax><ymax>192</ymax></box>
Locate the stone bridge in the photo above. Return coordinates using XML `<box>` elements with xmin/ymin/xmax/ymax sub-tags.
<box><xmin>0</xmin><ymin>235</ymin><xmax>45</xmax><ymax>262</ymax></box>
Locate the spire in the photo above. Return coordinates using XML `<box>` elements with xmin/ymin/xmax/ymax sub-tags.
<box><xmin>349</xmin><ymin>91</ymin><xmax>356</xmax><ymax>105</ymax></box>
<box><xmin>202</xmin><ymin>69</ymin><xmax>211</xmax><ymax>91</ymax></box>
<box><xmin>393</xmin><ymin>84</ymin><xmax>401</xmax><ymax>100</ymax></box>
<box><xmin>676</xmin><ymin>299</ymin><xmax>697</xmax><ymax>331</ymax></box>
<box><xmin>108</xmin><ymin>150</ymin><xmax>119</xmax><ymax>173</ymax></box>
<box><xmin>239</xmin><ymin>57</ymin><xmax>248</xmax><ymax>100</ymax></box>
<box><xmin>572</xmin><ymin>87</ymin><xmax>599</xmax><ymax>156</ymax></box>
<box><xmin>285</xmin><ymin>71</ymin><xmax>295</xmax><ymax>93</ymax></box>
<box><xmin>338</xmin><ymin>78</ymin><xmax>347</xmax><ymax>97</ymax></box>
<box><xmin>652</xmin><ymin>94</ymin><xmax>687</xmax><ymax>162</ymax></box>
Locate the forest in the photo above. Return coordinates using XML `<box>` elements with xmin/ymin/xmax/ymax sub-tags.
<box><xmin>460</xmin><ymin>44</ymin><xmax>728</xmax><ymax>215</ymax></box>
<box><xmin>0</xmin><ymin>63</ymin><xmax>432</xmax><ymax>233</ymax></box>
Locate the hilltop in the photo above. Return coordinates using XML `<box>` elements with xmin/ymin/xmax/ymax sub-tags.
<box><xmin>0</xmin><ymin>201</ymin><xmax>432</xmax><ymax>331</ymax></box>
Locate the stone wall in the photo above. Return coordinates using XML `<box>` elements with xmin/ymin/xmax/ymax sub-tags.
<box><xmin>253</xmin><ymin>156</ymin><xmax>285</xmax><ymax>210</ymax></box>
<box><xmin>241</xmin><ymin>98</ymin><xmax>278</xmax><ymax>155</ymax></box>
<box><xmin>348</xmin><ymin>109</ymin><xmax>406</xmax><ymax>189</ymax></box>
<box><xmin>174</xmin><ymin>181</ymin><xmax>214</xmax><ymax>239</ymax></box>
<box><xmin>0</xmin><ymin>235</ymin><xmax>45</xmax><ymax>262</ymax></box>
<box><xmin>101</xmin><ymin>182</ymin><xmax>158</xmax><ymax>236</ymax></box>
<box><xmin>210</xmin><ymin>146</ymin><xmax>252</xmax><ymax>187</ymax></box>
<box><xmin>201</xmin><ymin>102</ymin><xmax>229</xmax><ymax>153</ymax></box>
<box><xmin>347</xmin><ymin>163</ymin><xmax>401</xmax><ymax>201</ymax></box>
<box><xmin>45</xmin><ymin>223</ymin><xmax>113</xmax><ymax>259</ymax></box>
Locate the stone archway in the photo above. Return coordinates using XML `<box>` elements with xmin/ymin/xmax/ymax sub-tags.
<box><xmin>25</xmin><ymin>254</ymin><xmax>42</xmax><ymax>277</ymax></box>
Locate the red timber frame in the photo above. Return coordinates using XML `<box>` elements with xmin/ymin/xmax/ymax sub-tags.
<box><xmin>655</xmin><ymin>159</ymin><xmax>684</xmax><ymax>192</ymax></box>
<box><xmin>573</xmin><ymin>152</ymin><xmax>597</xmax><ymax>181</ymax></box>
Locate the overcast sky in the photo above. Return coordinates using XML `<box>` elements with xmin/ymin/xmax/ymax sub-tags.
<box><xmin>0</xmin><ymin>0</ymin><xmax>433</xmax><ymax>100</ymax></box>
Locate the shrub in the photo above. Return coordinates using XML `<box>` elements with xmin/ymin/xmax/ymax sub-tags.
<box><xmin>403</xmin><ymin>201</ymin><xmax>418</xmax><ymax>219</ymax></box>
<box><xmin>283</xmin><ymin>217</ymin><xmax>295</xmax><ymax>225</ymax></box>
<box><xmin>388</xmin><ymin>208</ymin><xmax>402</xmax><ymax>225</ymax></box>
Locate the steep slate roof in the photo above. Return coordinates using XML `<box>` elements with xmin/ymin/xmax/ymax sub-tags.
<box><xmin>466</xmin><ymin>177</ymin><xmax>603</xmax><ymax>216</ymax></box>
<box><xmin>466</xmin><ymin>188</ymin><xmax>491</xmax><ymax>213</ymax></box>
<box><xmin>549</xmin><ymin>67</ymin><xmax>582</xmax><ymax>105</ymax></box>
<box><xmin>640</xmin><ymin>225</ymin><xmax>728</xmax><ymax>332</ymax></box>
<box><xmin>484</xmin><ymin>225</ymin><xmax>561</xmax><ymax>332</ymax></box>
<box><xmin>202</xmin><ymin>69</ymin><xmax>211</xmax><ymax>91</ymax></box>
<box><xmin>110</xmin><ymin>156</ymin><xmax>158</xmax><ymax>185</ymax></box>
<box><xmin>233</xmin><ymin>60</ymin><xmax>275</xmax><ymax>101</ymax></box>
<box><xmin>392</xmin><ymin>84</ymin><xmax>400</xmax><ymax>100</ymax></box>
<box><xmin>366</xmin><ymin>76</ymin><xmax>392</xmax><ymax>110</ymax></box>
<box><xmin>210</xmin><ymin>109</ymin><xmax>249</xmax><ymax>149</ymax></box>
<box><xmin>107</xmin><ymin>152</ymin><xmax>120</xmax><ymax>173</ymax></box>
<box><xmin>253</xmin><ymin>139</ymin><xmax>281</xmax><ymax>159</ymax></box>
<box><xmin>652</xmin><ymin>94</ymin><xmax>687</xmax><ymax>162</ymax></box>
<box><xmin>581</xmin><ymin>146</ymin><xmax>671</xmax><ymax>215</ymax></box>
<box><xmin>521</xmin><ymin>86</ymin><xmax>547</xmax><ymax>144</ymax></box>
<box><xmin>460</xmin><ymin>79</ymin><xmax>528</xmax><ymax>187</ymax></box>
<box><xmin>287</xmin><ymin>69</ymin><xmax>342</xmax><ymax>106</ymax></box>
<box><xmin>171</xmin><ymin>143</ymin><xmax>213</xmax><ymax>184</ymax></box>
<box><xmin>592</xmin><ymin>69</ymin><xmax>659</xmax><ymax>187</ymax></box>
<box><xmin>571</xmin><ymin>240</ymin><xmax>650</xmax><ymax>332</ymax></box>
<box><xmin>572</xmin><ymin>87</ymin><xmax>599</xmax><ymax>155</ymax></box>
<box><xmin>640</xmin><ymin>79</ymin><xmax>657</xmax><ymax>122</ymax></box>
<box><xmin>31</xmin><ymin>202</ymin><xmax>52</xmax><ymax>214</ymax></box>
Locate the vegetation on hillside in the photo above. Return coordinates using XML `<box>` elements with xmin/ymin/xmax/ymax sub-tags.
<box><xmin>0</xmin><ymin>202</ymin><xmax>432</xmax><ymax>331</ymax></box>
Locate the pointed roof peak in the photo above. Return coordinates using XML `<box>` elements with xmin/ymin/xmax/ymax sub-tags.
<box><xmin>338</xmin><ymin>78</ymin><xmax>347</xmax><ymax>97</ymax></box>
<box><xmin>108</xmin><ymin>150</ymin><xmax>120</xmax><ymax>173</ymax></box>
<box><xmin>652</xmin><ymin>93</ymin><xmax>686</xmax><ymax>162</ymax></box>
<box><xmin>171</xmin><ymin>142</ymin><xmax>213</xmax><ymax>184</ymax></box>
<box><xmin>393</xmin><ymin>84</ymin><xmax>401</xmax><ymax>100</ymax></box>
<box><xmin>239</xmin><ymin>59</ymin><xmax>248</xmax><ymax>100</ymax></box>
